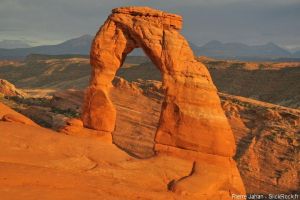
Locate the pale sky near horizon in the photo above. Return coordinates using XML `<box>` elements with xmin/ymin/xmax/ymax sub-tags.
<box><xmin>0</xmin><ymin>0</ymin><xmax>299</xmax><ymax>49</ymax></box>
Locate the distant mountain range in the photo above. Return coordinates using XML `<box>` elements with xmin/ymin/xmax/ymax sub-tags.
<box><xmin>0</xmin><ymin>35</ymin><xmax>299</xmax><ymax>61</ymax></box>
<box><xmin>191</xmin><ymin>40</ymin><xmax>297</xmax><ymax>61</ymax></box>
<box><xmin>293</xmin><ymin>50</ymin><xmax>300</xmax><ymax>58</ymax></box>
<box><xmin>0</xmin><ymin>35</ymin><xmax>92</xmax><ymax>59</ymax></box>
<box><xmin>0</xmin><ymin>40</ymin><xmax>31</xmax><ymax>49</ymax></box>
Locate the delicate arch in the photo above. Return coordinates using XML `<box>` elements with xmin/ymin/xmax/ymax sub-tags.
<box><xmin>82</xmin><ymin>7</ymin><xmax>236</xmax><ymax>157</ymax></box>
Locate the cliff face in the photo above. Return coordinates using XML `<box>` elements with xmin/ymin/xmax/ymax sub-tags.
<box><xmin>221</xmin><ymin>94</ymin><xmax>299</xmax><ymax>194</ymax></box>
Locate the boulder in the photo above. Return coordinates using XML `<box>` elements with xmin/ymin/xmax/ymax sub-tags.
<box><xmin>0</xmin><ymin>79</ymin><xmax>26</xmax><ymax>97</ymax></box>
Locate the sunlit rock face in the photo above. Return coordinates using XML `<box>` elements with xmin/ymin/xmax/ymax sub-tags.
<box><xmin>82</xmin><ymin>6</ymin><xmax>245</xmax><ymax>198</ymax></box>
<box><xmin>82</xmin><ymin>6</ymin><xmax>235</xmax><ymax>156</ymax></box>
<box><xmin>0</xmin><ymin>79</ymin><xmax>26</xmax><ymax>98</ymax></box>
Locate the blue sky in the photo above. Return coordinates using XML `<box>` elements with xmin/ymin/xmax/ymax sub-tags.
<box><xmin>0</xmin><ymin>0</ymin><xmax>299</xmax><ymax>49</ymax></box>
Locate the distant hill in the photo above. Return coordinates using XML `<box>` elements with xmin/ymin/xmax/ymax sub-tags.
<box><xmin>289</xmin><ymin>47</ymin><xmax>300</xmax><ymax>53</ymax></box>
<box><xmin>0</xmin><ymin>40</ymin><xmax>31</xmax><ymax>49</ymax></box>
<box><xmin>190</xmin><ymin>40</ymin><xmax>292</xmax><ymax>61</ymax></box>
<box><xmin>293</xmin><ymin>50</ymin><xmax>300</xmax><ymax>58</ymax></box>
<box><xmin>3</xmin><ymin>53</ymin><xmax>299</xmax><ymax>109</ymax></box>
<box><xmin>0</xmin><ymin>35</ymin><xmax>93</xmax><ymax>59</ymax></box>
<box><xmin>0</xmin><ymin>35</ymin><xmax>299</xmax><ymax>61</ymax></box>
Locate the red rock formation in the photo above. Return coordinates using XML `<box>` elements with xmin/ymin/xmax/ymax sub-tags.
<box><xmin>39</xmin><ymin>77</ymin><xmax>299</xmax><ymax>194</ymax></box>
<box><xmin>82</xmin><ymin>6</ymin><xmax>235</xmax><ymax>157</ymax></box>
<box><xmin>0</xmin><ymin>79</ymin><xmax>26</xmax><ymax>97</ymax></box>
<box><xmin>82</xmin><ymin>6</ymin><xmax>245</xmax><ymax>197</ymax></box>
<box><xmin>221</xmin><ymin>93</ymin><xmax>300</xmax><ymax>194</ymax></box>
<box><xmin>60</xmin><ymin>118</ymin><xmax>112</xmax><ymax>143</ymax></box>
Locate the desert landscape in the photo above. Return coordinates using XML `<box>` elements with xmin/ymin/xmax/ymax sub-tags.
<box><xmin>0</xmin><ymin>3</ymin><xmax>299</xmax><ymax>200</ymax></box>
<box><xmin>1</xmin><ymin>53</ymin><xmax>299</xmax><ymax>195</ymax></box>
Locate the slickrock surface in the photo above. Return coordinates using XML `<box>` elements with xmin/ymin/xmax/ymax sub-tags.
<box><xmin>0</xmin><ymin>102</ymin><xmax>38</xmax><ymax>127</ymax></box>
<box><xmin>0</xmin><ymin>108</ymin><xmax>245</xmax><ymax>200</ymax></box>
<box><xmin>0</xmin><ymin>120</ymin><xmax>195</xmax><ymax>200</ymax></box>
<box><xmin>78</xmin><ymin>6</ymin><xmax>245</xmax><ymax>198</ymax></box>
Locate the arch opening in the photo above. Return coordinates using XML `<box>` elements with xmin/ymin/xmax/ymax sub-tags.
<box><xmin>112</xmin><ymin>48</ymin><xmax>164</xmax><ymax>158</ymax></box>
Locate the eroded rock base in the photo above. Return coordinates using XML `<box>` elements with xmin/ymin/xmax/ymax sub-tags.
<box><xmin>156</xmin><ymin>144</ymin><xmax>246</xmax><ymax>199</ymax></box>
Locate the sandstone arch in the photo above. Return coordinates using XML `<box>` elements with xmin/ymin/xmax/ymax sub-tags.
<box><xmin>82</xmin><ymin>6</ymin><xmax>246</xmax><ymax>197</ymax></box>
<box><xmin>82</xmin><ymin>7</ymin><xmax>235</xmax><ymax>157</ymax></box>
